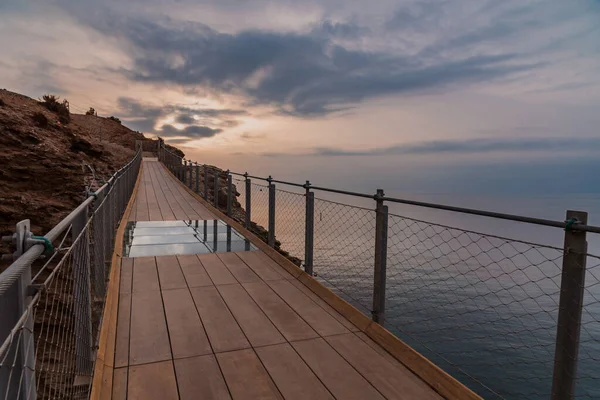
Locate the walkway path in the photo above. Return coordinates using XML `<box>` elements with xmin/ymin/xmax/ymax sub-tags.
<box><xmin>110</xmin><ymin>158</ymin><xmax>442</xmax><ymax>400</ymax></box>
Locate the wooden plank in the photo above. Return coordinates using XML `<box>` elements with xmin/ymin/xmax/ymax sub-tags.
<box><xmin>291</xmin><ymin>338</ymin><xmax>385</xmax><ymax>400</ymax></box>
<box><xmin>114</xmin><ymin>293</ymin><xmax>131</xmax><ymax>368</ymax></box>
<box><xmin>255</xmin><ymin>344</ymin><xmax>334</xmax><ymax>400</ymax></box>
<box><xmin>297</xmin><ymin>273</ymin><xmax>373</xmax><ymax>332</ymax></box>
<box><xmin>129</xmin><ymin>290</ymin><xmax>172</xmax><ymax>365</ymax></box>
<box><xmin>326</xmin><ymin>333</ymin><xmax>442</xmax><ymax>400</ymax></box>
<box><xmin>268</xmin><ymin>280</ymin><xmax>350</xmax><ymax>337</ymax></box>
<box><xmin>100</xmin><ymin>364</ymin><xmax>113</xmax><ymax>400</ymax></box>
<box><xmin>254</xmin><ymin>251</ymin><xmax>295</xmax><ymax>280</ymax></box>
<box><xmin>242</xmin><ymin>282</ymin><xmax>318</xmax><ymax>342</ymax></box>
<box><xmin>235</xmin><ymin>251</ymin><xmax>287</xmax><ymax>281</ymax></box>
<box><xmin>189</xmin><ymin>286</ymin><xmax>250</xmax><ymax>353</ymax></box>
<box><xmin>174</xmin><ymin>355</ymin><xmax>231</xmax><ymax>400</ymax></box>
<box><xmin>132</xmin><ymin>257</ymin><xmax>160</xmax><ymax>293</ymax></box>
<box><xmin>156</xmin><ymin>255</ymin><xmax>187</xmax><ymax>290</ymax></box>
<box><xmin>162</xmin><ymin>288</ymin><xmax>212</xmax><ymax>358</ymax></box>
<box><xmin>128</xmin><ymin>360</ymin><xmax>179</xmax><ymax>400</ymax></box>
<box><xmin>112</xmin><ymin>367</ymin><xmax>127</xmax><ymax>400</ymax></box>
<box><xmin>177</xmin><ymin>254</ymin><xmax>213</xmax><ymax>287</ymax></box>
<box><xmin>217</xmin><ymin>253</ymin><xmax>261</xmax><ymax>283</ymax></box>
<box><xmin>120</xmin><ymin>258</ymin><xmax>133</xmax><ymax>294</ymax></box>
<box><xmin>216</xmin><ymin>349</ymin><xmax>283</xmax><ymax>400</ymax></box>
<box><xmin>288</xmin><ymin>279</ymin><xmax>359</xmax><ymax>332</ymax></box>
<box><xmin>353</xmin><ymin>331</ymin><xmax>403</xmax><ymax>366</ymax></box>
<box><xmin>217</xmin><ymin>284</ymin><xmax>286</xmax><ymax>347</ymax></box>
<box><xmin>365</xmin><ymin>322</ymin><xmax>482</xmax><ymax>400</ymax></box>
<box><xmin>198</xmin><ymin>253</ymin><xmax>237</xmax><ymax>285</ymax></box>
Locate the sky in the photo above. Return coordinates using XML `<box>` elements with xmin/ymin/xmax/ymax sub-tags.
<box><xmin>2</xmin><ymin>0</ymin><xmax>600</xmax><ymax>198</ymax></box>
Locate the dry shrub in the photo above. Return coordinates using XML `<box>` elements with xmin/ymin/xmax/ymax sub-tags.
<box><xmin>41</xmin><ymin>94</ymin><xmax>70</xmax><ymax>124</ymax></box>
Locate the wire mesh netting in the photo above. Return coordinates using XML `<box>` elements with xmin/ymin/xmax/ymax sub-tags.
<box><xmin>273</xmin><ymin>188</ymin><xmax>306</xmax><ymax>263</ymax></box>
<box><xmin>312</xmin><ymin>197</ymin><xmax>376</xmax><ymax>314</ymax></box>
<box><xmin>383</xmin><ymin>212</ymin><xmax>565</xmax><ymax>398</ymax></box>
<box><xmin>0</xmin><ymin>154</ymin><xmax>139</xmax><ymax>400</ymax></box>
<box><xmin>249</xmin><ymin>182</ymin><xmax>270</xmax><ymax>231</ymax></box>
<box><xmin>576</xmin><ymin>255</ymin><xmax>600</xmax><ymax>399</ymax></box>
<box><xmin>231</xmin><ymin>177</ymin><xmax>247</xmax><ymax>225</ymax></box>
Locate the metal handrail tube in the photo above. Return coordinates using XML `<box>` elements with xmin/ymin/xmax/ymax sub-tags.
<box><xmin>158</xmin><ymin>143</ymin><xmax>600</xmax><ymax>232</ymax></box>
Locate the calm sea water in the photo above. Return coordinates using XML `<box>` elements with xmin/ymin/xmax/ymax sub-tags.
<box><xmin>242</xmin><ymin>183</ymin><xmax>600</xmax><ymax>399</ymax></box>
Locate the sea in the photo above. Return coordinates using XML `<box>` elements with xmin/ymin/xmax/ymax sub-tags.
<box><xmin>236</xmin><ymin>178</ymin><xmax>600</xmax><ymax>399</ymax></box>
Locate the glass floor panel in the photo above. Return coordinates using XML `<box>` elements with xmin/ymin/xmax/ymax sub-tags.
<box><xmin>123</xmin><ymin>219</ymin><xmax>257</xmax><ymax>257</ymax></box>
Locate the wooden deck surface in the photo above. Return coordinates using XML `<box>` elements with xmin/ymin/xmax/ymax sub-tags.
<box><xmin>111</xmin><ymin>159</ymin><xmax>443</xmax><ymax>400</ymax></box>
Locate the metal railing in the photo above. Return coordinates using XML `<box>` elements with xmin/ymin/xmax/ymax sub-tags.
<box><xmin>158</xmin><ymin>142</ymin><xmax>599</xmax><ymax>400</ymax></box>
<box><xmin>0</xmin><ymin>147</ymin><xmax>142</xmax><ymax>400</ymax></box>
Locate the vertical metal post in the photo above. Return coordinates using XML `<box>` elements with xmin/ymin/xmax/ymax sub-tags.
<box><xmin>227</xmin><ymin>172</ymin><xmax>233</xmax><ymax>216</ymax></box>
<box><xmin>204</xmin><ymin>165</ymin><xmax>208</xmax><ymax>200</ymax></box>
<box><xmin>213</xmin><ymin>168</ymin><xmax>219</xmax><ymax>208</ymax></box>
<box><xmin>92</xmin><ymin>190</ymin><xmax>107</xmax><ymax>297</ymax></box>
<box><xmin>188</xmin><ymin>161</ymin><xmax>193</xmax><ymax>189</ymax></box>
<box><xmin>245</xmin><ymin>174</ymin><xmax>251</xmax><ymax>228</ymax></box>
<box><xmin>72</xmin><ymin>206</ymin><xmax>94</xmax><ymax>375</ymax></box>
<box><xmin>195</xmin><ymin>163</ymin><xmax>200</xmax><ymax>193</ymax></box>
<box><xmin>372</xmin><ymin>189</ymin><xmax>388</xmax><ymax>325</ymax></box>
<box><xmin>268</xmin><ymin>176</ymin><xmax>275</xmax><ymax>247</ymax></box>
<box><xmin>551</xmin><ymin>210</ymin><xmax>588</xmax><ymax>400</ymax></box>
<box><xmin>304</xmin><ymin>180</ymin><xmax>314</xmax><ymax>275</ymax></box>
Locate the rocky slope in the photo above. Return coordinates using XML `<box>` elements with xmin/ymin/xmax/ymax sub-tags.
<box><xmin>0</xmin><ymin>89</ymin><xmax>155</xmax><ymax>263</ymax></box>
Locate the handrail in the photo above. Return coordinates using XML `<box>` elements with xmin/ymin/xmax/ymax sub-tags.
<box><xmin>159</xmin><ymin>145</ymin><xmax>600</xmax><ymax>233</ymax></box>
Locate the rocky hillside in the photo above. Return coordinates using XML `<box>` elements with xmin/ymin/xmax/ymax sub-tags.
<box><xmin>0</xmin><ymin>89</ymin><xmax>163</xmax><ymax>262</ymax></box>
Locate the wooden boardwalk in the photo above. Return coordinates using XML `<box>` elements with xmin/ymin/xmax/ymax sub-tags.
<box><xmin>100</xmin><ymin>158</ymin><xmax>453</xmax><ymax>399</ymax></box>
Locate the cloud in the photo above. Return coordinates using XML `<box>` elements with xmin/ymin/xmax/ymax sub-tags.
<box><xmin>70</xmin><ymin>10</ymin><xmax>537</xmax><ymax>116</ymax></box>
<box><xmin>262</xmin><ymin>137</ymin><xmax>600</xmax><ymax>157</ymax></box>
<box><xmin>311</xmin><ymin>20</ymin><xmax>370</xmax><ymax>39</ymax></box>
<box><xmin>159</xmin><ymin>124</ymin><xmax>223</xmax><ymax>138</ymax></box>
<box><xmin>240</xmin><ymin>132</ymin><xmax>266</xmax><ymax>142</ymax></box>
<box><xmin>115</xmin><ymin>97</ymin><xmax>244</xmax><ymax>136</ymax></box>
<box><xmin>176</xmin><ymin>114</ymin><xmax>195</xmax><ymax>124</ymax></box>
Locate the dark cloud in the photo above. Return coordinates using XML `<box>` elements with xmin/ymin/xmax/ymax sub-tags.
<box><xmin>164</xmin><ymin>137</ymin><xmax>193</xmax><ymax>145</ymax></box>
<box><xmin>240</xmin><ymin>132</ymin><xmax>266</xmax><ymax>142</ymax></box>
<box><xmin>262</xmin><ymin>137</ymin><xmax>600</xmax><ymax>157</ymax></box>
<box><xmin>74</xmin><ymin>12</ymin><xmax>537</xmax><ymax>116</ymax></box>
<box><xmin>311</xmin><ymin>20</ymin><xmax>370</xmax><ymax>39</ymax></box>
<box><xmin>114</xmin><ymin>97</ymin><xmax>244</xmax><ymax>136</ymax></box>
<box><xmin>175</xmin><ymin>113</ymin><xmax>195</xmax><ymax>124</ymax></box>
<box><xmin>159</xmin><ymin>124</ymin><xmax>223</xmax><ymax>138</ymax></box>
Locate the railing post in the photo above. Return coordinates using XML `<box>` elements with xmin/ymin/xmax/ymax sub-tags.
<box><xmin>245</xmin><ymin>173</ymin><xmax>251</xmax><ymax>228</ymax></box>
<box><xmin>227</xmin><ymin>171</ymin><xmax>232</xmax><ymax>217</ymax></box>
<box><xmin>372</xmin><ymin>189</ymin><xmax>388</xmax><ymax>325</ymax></box>
<box><xmin>304</xmin><ymin>180</ymin><xmax>314</xmax><ymax>275</ymax></box>
<box><xmin>551</xmin><ymin>210</ymin><xmax>588</xmax><ymax>400</ymax></box>
<box><xmin>92</xmin><ymin>189</ymin><xmax>107</xmax><ymax>297</ymax></box>
<box><xmin>213</xmin><ymin>168</ymin><xmax>219</xmax><ymax>208</ymax></box>
<box><xmin>204</xmin><ymin>165</ymin><xmax>209</xmax><ymax>200</ymax></box>
<box><xmin>185</xmin><ymin>160</ymin><xmax>189</xmax><ymax>185</ymax></box>
<box><xmin>195</xmin><ymin>163</ymin><xmax>200</xmax><ymax>193</ymax></box>
<box><xmin>268</xmin><ymin>176</ymin><xmax>275</xmax><ymax>247</ymax></box>
<box><xmin>72</xmin><ymin>206</ymin><xmax>94</xmax><ymax>375</ymax></box>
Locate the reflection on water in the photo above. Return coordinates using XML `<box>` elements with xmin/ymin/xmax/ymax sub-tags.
<box><xmin>123</xmin><ymin>220</ymin><xmax>257</xmax><ymax>257</ymax></box>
